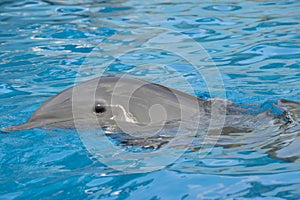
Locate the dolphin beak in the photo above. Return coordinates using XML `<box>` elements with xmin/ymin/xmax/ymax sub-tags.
<box><xmin>1</xmin><ymin>122</ymin><xmax>40</xmax><ymax>133</ymax></box>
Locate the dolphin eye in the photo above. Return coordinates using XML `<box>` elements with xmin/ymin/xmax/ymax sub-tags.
<box><xmin>94</xmin><ymin>103</ymin><xmax>106</xmax><ymax>113</ymax></box>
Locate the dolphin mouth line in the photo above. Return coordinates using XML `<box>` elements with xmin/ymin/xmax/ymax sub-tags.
<box><xmin>111</xmin><ymin>104</ymin><xmax>139</xmax><ymax>123</ymax></box>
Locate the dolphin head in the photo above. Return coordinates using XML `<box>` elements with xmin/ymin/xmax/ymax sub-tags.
<box><xmin>2</xmin><ymin>76</ymin><xmax>202</xmax><ymax>132</ymax></box>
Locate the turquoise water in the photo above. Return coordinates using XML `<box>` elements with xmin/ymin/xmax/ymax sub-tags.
<box><xmin>1</xmin><ymin>0</ymin><xmax>300</xmax><ymax>199</ymax></box>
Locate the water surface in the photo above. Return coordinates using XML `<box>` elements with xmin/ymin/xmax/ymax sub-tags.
<box><xmin>1</xmin><ymin>0</ymin><xmax>300</xmax><ymax>199</ymax></box>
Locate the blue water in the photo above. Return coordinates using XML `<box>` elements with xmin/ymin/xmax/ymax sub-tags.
<box><xmin>1</xmin><ymin>0</ymin><xmax>300</xmax><ymax>199</ymax></box>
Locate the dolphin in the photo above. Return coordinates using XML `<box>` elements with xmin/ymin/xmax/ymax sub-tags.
<box><xmin>2</xmin><ymin>76</ymin><xmax>299</xmax><ymax>138</ymax></box>
<box><xmin>2</xmin><ymin>75</ymin><xmax>300</xmax><ymax>165</ymax></box>
<box><xmin>3</xmin><ymin>76</ymin><xmax>207</xmax><ymax>132</ymax></box>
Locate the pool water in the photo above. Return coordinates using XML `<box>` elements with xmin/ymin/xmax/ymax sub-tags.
<box><xmin>1</xmin><ymin>0</ymin><xmax>300</xmax><ymax>199</ymax></box>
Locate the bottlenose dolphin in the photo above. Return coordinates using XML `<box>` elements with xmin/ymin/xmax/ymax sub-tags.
<box><xmin>2</xmin><ymin>75</ymin><xmax>300</xmax><ymax>161</ymax></box>
<box><xmin>3</xmin><ymin>76</ymin><xmax>206</xmax><ymax>132</ymax></box>
<box><xmin>2</xmin><ymin>76</ymin><xmax>299</xmax><ymax>139</ymax></box>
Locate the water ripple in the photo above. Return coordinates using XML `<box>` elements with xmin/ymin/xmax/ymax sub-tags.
<box><xmin>203</xmin><ymin>4</ymin><xmax>242</xmax><ymax>12</ymax></box>
<box><xmin>0</xmin><ymin>0</ymin><xmax>300</xmax><ymax>199</ymax></box>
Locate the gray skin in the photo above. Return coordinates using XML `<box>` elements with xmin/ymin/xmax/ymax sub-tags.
<box><xmin>3</xmin><ymin>76</ymin><xmax>207</xmax><ymax>132</ymax></box>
